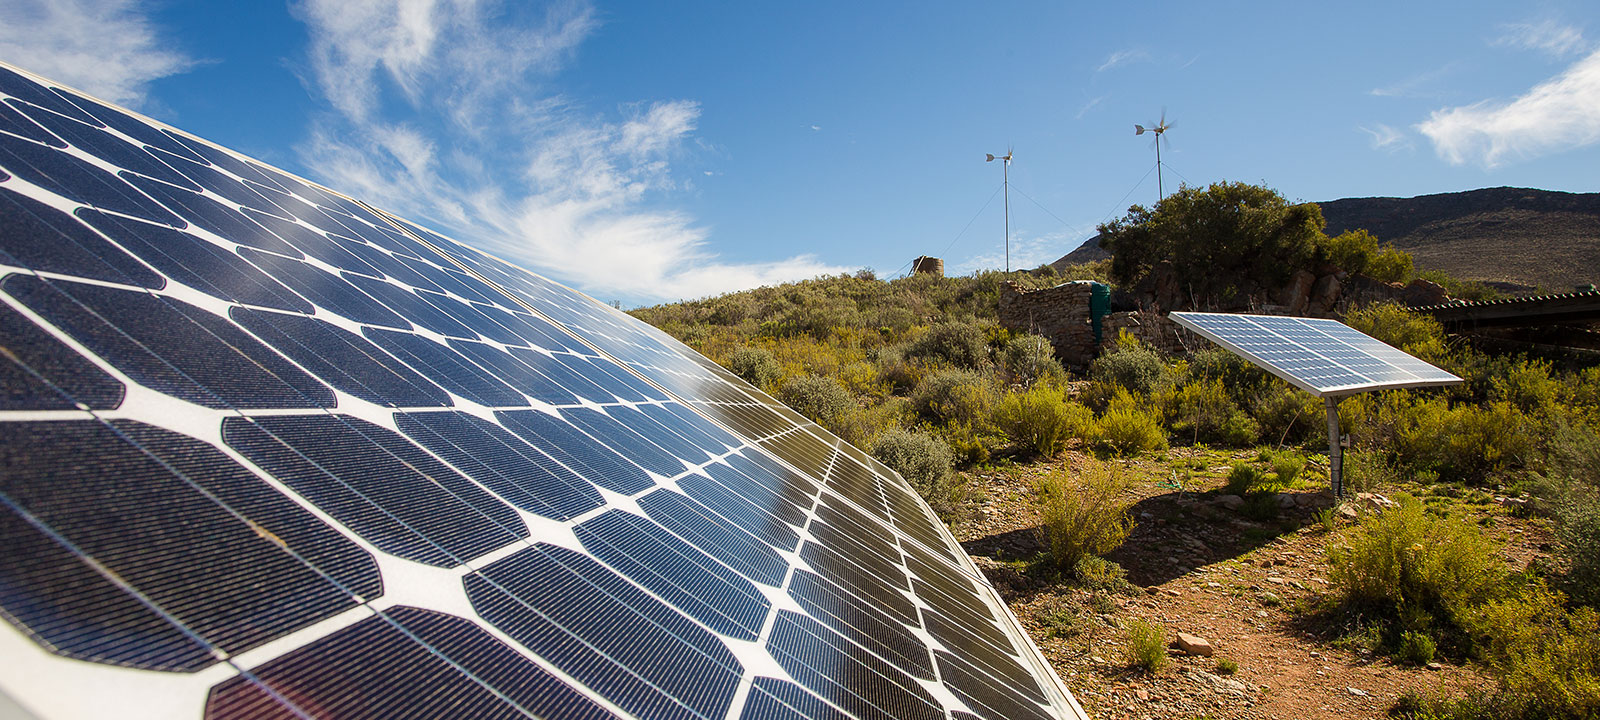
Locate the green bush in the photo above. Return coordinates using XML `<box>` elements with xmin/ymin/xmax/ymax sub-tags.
<box><xmin>1394</xmin><ymin>399</ymin><xmax>1535</xmax><ymax>482</ymax></box>
<box><xmin>1216</xmin><ymin>658</ymin><xmax>1239</xmax><ymax>675</ymax></box>
<box><xmin>1095</xmin><ymin>391</ymin><xmax>1168</xmax><ymax>456</ymax></box>
<box><xmin>992</xmin><ymin>384</ymin><xmax>1095</xmax><ymax>457</ymax></box>
<box><xmin>1036</xmin><ymin>461</ymin><xmax>1136</xmax><ymax>574</ymax></box>
<box><xmin>1367</xmin><ymin>245</ymin><xmax>1416</xmax><ymax>284</ymax></box>
<box><xmin>1001</xmin><ymin>333</ymin><xmax>1064</xmax><ymax>387</ymax></box>
<box><xmin>726</xmin><ymin>345</ymin><xmax>781</xmax><ymax>390</ymax></box>
<box><xmin>777</xmin><ymin>374</ymin><xmax>856</xmax><ymax>431</ymax></box>
<box><xmin>1164</xmin><ymin>377</ymin><xmax>1259</xmax><ymax>447</ymax></box>
<box><xmin>1268</xmin><ymin>450</ymin><xmax>1306</xmax><ymax>486</ymax></box>
<box><xmin>1073</xmin><ymin>555</ymin><xmax>1133</xmax><ymax>594</ymax></box>
<box><xmin>1123</xmin><ymin>618</ymin><xmax>1169</xmax><ymax>672</ymax></box>
<box><xmin>912</xmin><ymin>368</ymin><xmax>994</xmax><ymax>426</ymax></box>
<box><xmin>1553</xmin><ymin>485</ymin><xmax>1600</xmax><ymax>608</ymax></box>
<box><xmin>1398</xmin><ymin>630</ymin><xmax>1437</xmax><ymax>665</ymax></box>
<box><xmin>1250</xmin><ymin>385</ymin><xmax>1324</xmax><ymax>446</ymax></box>
<box><xmin>1456</xmin><ymin>587</ymin><xmax>1600</xmax><ymax>719</ymax></box>
<box><xmin>1327</xmin><ymin>494</ymin><xmax>1506</xmax><ymax>632</ymax></box>
<box><xmin>872</xmin><ymin>429</ymin><xmax>959</xmax><ymax>521</ymax></box>
<box><xmin>1088</xmin><ymin>336</ymin><xmax>1170</xmax><ymax>397</ymax></box>
<box><xmin>906</xmin><ymin>321</ymin><xmax>990</xmax><ymax>369</ymax></box>
<box><xmin>1223</xmin><ymin>464</ymin><xmax>1278</xmax><ymax>496</ymax></box>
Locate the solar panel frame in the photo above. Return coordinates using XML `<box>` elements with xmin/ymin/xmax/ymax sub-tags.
<box><xmin>1170</xmin><ymin>311</ymin><xmax>1462</xmax><ymax>397</ymax></box>
<box><xmin>0</xmin><ymin>61</ymin><xmax>1089</xmax><ymax>720</ymax></box>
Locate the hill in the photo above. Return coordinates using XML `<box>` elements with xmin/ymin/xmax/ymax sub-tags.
<box><xmin>1053</xmin><ymin>187</ymin><xmax>1600</xmax><ymax>292</ymax></box>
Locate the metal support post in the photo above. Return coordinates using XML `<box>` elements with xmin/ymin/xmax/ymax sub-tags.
<box><xmin>1325</xmin><ymin>396</ymin><xmax>1343</xmax><ymax>497</ymax></box>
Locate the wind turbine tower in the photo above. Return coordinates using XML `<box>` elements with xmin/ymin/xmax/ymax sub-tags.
<box><xmin>1134</xmin><ymin>111</ymin><xmax>1174</xmax><ymax>202</ymax></box>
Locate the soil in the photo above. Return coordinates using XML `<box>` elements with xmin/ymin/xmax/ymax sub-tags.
<box><xmin>951</xmin><ymin>445</ymin><xmax>1556</xmax><ymax>720</ymax></box>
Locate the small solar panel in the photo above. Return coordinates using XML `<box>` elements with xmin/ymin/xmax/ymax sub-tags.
<box><xmin>0</xmin><ymin>63</ymin><xmax>1087</xmax><ymax>720</ymax></box>
<box><xmin>1170</xmin><ymin>311</ymin><xmax>1462</xmax><ymax>397</ymax></box>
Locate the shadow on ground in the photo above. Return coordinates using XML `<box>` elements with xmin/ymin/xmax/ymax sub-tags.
<box><xmin>960</xmin><ymin>490</ymin><xmax>1333</xmax><ymax>589</ymax></box>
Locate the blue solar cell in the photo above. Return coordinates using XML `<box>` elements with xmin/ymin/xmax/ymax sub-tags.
<box><xmin>635</xmin><ymin>488</ymin><xmax>789</xmax><ymax>587</ymax></box>
<box><xmin>447</xmin><ymin>338</ymin><xmax>577</xmax><ymax>405</ymax></box>
<box><xmin>238</xmin><ymin>251</ymin><xmax>407</xmax><ymax>329</ymax></box>
<box><xmin>121</xmin><ymin>173</ymin><xmax>298</xmax><ymax>254</ymax></box>
<box><xmin>62</xmin><ymin>94</ymin><xmax>205</xmax><ymax>162</ymax></box>
<box><xmin>639</xmin><ymin>402</ymin><xmax>729</xmax><ymax>455</ymax></box>
<box><xmin>787</xmin><ymin>569</ymin><xmax>934</xmax><ymax>679</ymax></box>
<box><xmin>936</xmin><ymin>650</ymin><xmax>1054</xmax><ymax>720</ymax></box>
<box><xmin>231</xmin><ymin>308</ymin><xmax>451</xmax><ymax>407</ymax></box>
<box><xmin>159</xmin><ymin>130</ymin><xmax>289</xmax><ymax>193</ymax></box>
<box><xmin>419</xmin><ymin>291</ymin><xmax>525</xmax><ymax>344</ymax></box>
<box><xmin>346</xmin><ymin>274</ymin><xmax>476</xmax><ymax>338</ymax></box>
<box><xmin>0</xmin><ymin>302</ymin><xmax>123</xmax><ymax>410</ymax></box>
<box><xmin>799</xmin><ymin>540</ymin><xmax>918</xmax><ymax>626</ymax></box>
<box><xmin>496</xmin><ymin>409</ymin><xmax>655</xmax><ymax>494</ymax></box>
<box><xmin>678</xmin><ymin>473</ymin><xmax>801</xmax><ymax>552</ymax></box>
<box><xmin>394</xmin><ymin>255</ymin><xmax>493</xmax><ymax>304</ymax></box>
<box><xmin>224</xmin><ymin>414</ymin><xmax>526</xmax><ymax>567</ymax></box>
<box><xmin>703</xmin><ymin>462</ymin><xmax>808</xmax><ymax>528</ymax></box>
<box><xmin>606</xmin><ymin>404</ymin><xmax>709</xmax><ymax>461</ymax></box>
<box><xmin>507</xmin><ymin>348</ymin><xmax>613</xmax><ymax>402</ymax></box>
<box><xmin>0</xmin><ymin>67</ymin><xmax>101</xmax><ymax>125</ymax></box>
<box><xmin>6</xmin><ymin>275</ymin><xmax>333</xmax><ymax>409</ymax></box>
<box><xmin>0</xmin><ymin>132</ymin><xmax>182</xmax><ymax>225</ymax></box>
<box><xmin>1</xmin><ymin>99</ymin><xmax>66</xmax><ymax>147</ymax></box>
<box><xmin>205</xmin><ymin>607</ymin><xmax>618</xmax><ymax>720</ymax></box>
<box><xmin>562</xmin><ymin>406</ymin><xmax>689</xmax><ymax>478</ymax></box>
<box><xmin>241</xmin><ymin>208</ymin><xmax>382</xmax><ymax>276</ymax></box>
<box><xmin>766</xmin><ymin>611</ymin><xmax>945</xmax><ymax>720</ymax></box>
<box><xmin>363</xmin><ymin>328</ymin><xmax>528</xmax><ymax>407</ymax></box>
<box><xmin>465</xmin><ymin>544</ymin><xmax>743</xmax><ymax>720</ymax></box>
<box><xmin>396</xmin><ymin>411</ymin><xmax>603</xmax><ymax>520</ymax></box>
<box><xmin>740</xmin><ymin>677</ymin><xmax>853</xmax><ymax>720</ymax></box>
<box><xmin>77</xmin><ymin>209</ymin><xmax>310</xmax><ymax>312</ymax></box>
<box><xmin>0</xmin><ymin>186</ymin><xmax>163</xmax><ymax>286</ymax></box>
<box><xmin>16</xmin><ymin>105</ymin><xmax>202</xmax><ymax>190</ymax></box>
<box><xmin>0</xmin><ymin>420</ymin><xmax>380</xmax><ymax>672</ymax></box>
<box><xmin>333</xmin><ymin>235</ymin><xmax>449</xmax><ymax>293</ymax></box>
<box><xmin>575</xmin><ymin>509</ymin><xmax>771</xmax><ymax>640</ymax></box>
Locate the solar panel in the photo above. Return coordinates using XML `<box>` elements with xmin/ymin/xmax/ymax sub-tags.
<box><xmin>0</xmin><ymin>63</ymin><xmax>1087</xmax><ymax>720</ymax></box>
<box><xmin>1170</xmin><ymin>311</ymin><xmax>1462</xmax><ymax>397</ymax></box>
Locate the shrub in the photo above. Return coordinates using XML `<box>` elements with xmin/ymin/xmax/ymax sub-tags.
<box><xmin>912</xmin><ymin>368</ymin><xmax>994</xmax><ymax>426</ymax></box>
<box><xmin>726</xmin><ymin>345</ymin><xmax>781</xmax><ymax>390</ymax></box>
<box><xmin>1457</xmin><ymin>587</ymin><xmax>1600</xmax><ymax>719</ymax></box>
<box><xmin>992</xmin><ymin>384</ymin><xmax>1095</xmax><ymax>457</ymax></box>
<box><xmin>1394</xmin><ymin>400</ymin><xmax>1535</xmax><ymax>482</ymax></box>
<box><xmin>1164</xmin><ymin>377</ymin><xmax>1259</xmax><ymax>447</ymax></box>
<box><xmin>777</xmin><ymin>374</ymin><xmax>856</xmax><ymax>431</ymax></box>
<box><xmin>1036</xmin><ymin>461</ymin><xmax>1136</xmax><ymax>574</ymax></box>
<box><xmin>1327</xmin><ymin>494</ymin><xmax>1506</xmax><ymax>632</ymax></box>
<box><xmin>1095</xmin><ymin>391</ymin><xmax>1168</xmax><ymax>456</ymax></box>
<box><xmin>1123</xmin><ymin>618</ymin><xmax>1169</xmax><ymax>672</ymax></box>
<box><xmin>906</xmin><ymin>321</ymin><xmax>990</xmax><ymax>369</ymax></box>
<box><xmin>1074</xmin><ymin>555</ymin><xmax>1133</xmax><ymax>594</ymax></box>
<box><xmin>1251</xmin><ymin>385</ymin><xmax>1324</xmax><ymax>446</ymax></box>
<box><xmin>1367</xmin><ymin>245</ymin><xmax>1415</xmax><ymax>284</ymax></box>
<box><xmin>1268</xmin><ymin>450</ymin><xmax>1307</xmax><ymax>486</ymax></box>
<box><xmin>1553</xmin><ymin>484</ymin><xmax>1600</xmax><ymax>608</ymax></box>
<box><xmin>1397</xmin><ymin>631</ymin><xmax>1437</xmax><ymax>666</ymax></box>
<box><xmin>1223</xmin><ymin>465</ymin><xmax>1274</xmax><ymax>496</ymax></box>
<box><xmin>1344</xmin><ymin>303</ymin><xmax>1447</xmax><ymax>361</ymax></box>
<box><xmin>1216</xmin><ymin>658</ymin><xmax>1239</xmax><ymax>675</ymax></box>
<box><xmin>1002</xmin><ymin>333</ymin><xmax>1064</xmax><ymax>387</ymax></box>
<box><xmin>1088</xmin><ymin>335</ymin><xmax>1170</xmax><ymax>397</ymax></box>
<box><xmin>872</xmin><ymin>429</ymin><xmax>959</xmax><ymax>521</ymax></box>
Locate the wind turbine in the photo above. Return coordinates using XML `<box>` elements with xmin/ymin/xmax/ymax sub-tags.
<box><xmin>1134</xmin><ymin>111</ymin><xmax>1174</xmax><ymax>201</ymax></box>
<box><xmin>985</xmin><ymin>148</ymin><xmax>1013</xmax><ymax>271</ymax></box>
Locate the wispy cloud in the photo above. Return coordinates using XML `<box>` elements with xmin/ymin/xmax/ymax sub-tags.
<box><xmin>294</xmin><ymin>0</ymin><xmax>842</xmax><ymax>302</ymax></box>
<box><xmin>1493</xmin><ymin>19</ymin><xmax>1588</xmax><ymax>57</ymax></box>
<box><xmin>0</xmin><ymin>0</ymin><xmax>194</xmax><ymax>108</ymax></box>
<box><xmin>1096</xmin><ymin>49</ymin><xmax>1149</xmax><ymax>73</ymax></box>
<box><xmin>952</xmin><ymin>229</ymin><xmax>1084</xmax><ymax>274</ymax></box>
<box><xmin>1370</xmin><ymin>63</ymin><xmax>1458</xmax><ymax>98</ymax></box>
<box><xmin>1417</xmin><ymin>48</ymin><xmax>1600</xmax><ymax>168</ymax></box>
<box><xmin>809</xmin><ymin>124</ymin><xmax>821</xmax><ymax>131</ymax></box>
<box><xmin>1075</xmin><ymin>95</ymin><xmax>1106</xmax><ymax>120</ymax></box>
<box><xmin>1358</xmin><ymin>123</ymin><xmax>1411</xmax><ymax>152</ymax></box>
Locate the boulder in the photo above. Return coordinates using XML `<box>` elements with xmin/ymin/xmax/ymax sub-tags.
<box><xmin>1280</xmin><ymin>270</ymin><xmax>1317</xmax><ymax>314</ymax></box>
<box><xmin>1216</xmin><ymin>494</ymin><xmax>1245</xmax><ymax>511</ymax></box>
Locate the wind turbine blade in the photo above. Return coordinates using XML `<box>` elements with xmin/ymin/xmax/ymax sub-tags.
<box><xmin>1135</xmin><ymin>124</ymin><xmax>1146</xmax><ymax>134</ymax></box>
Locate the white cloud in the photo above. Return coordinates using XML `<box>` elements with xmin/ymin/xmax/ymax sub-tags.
<box><xmin>952</xmin><ymin>229</ymin><xmax>1083</xmax><ymax>275</ymax></box>
<box><xmin>1358</xmin><ymin>123</ymin><xmax>1411</xmax><ymax>152</ymax></box>
<box><xmin>1075</xmin><ymin>95</ymin><xmax>1105</xmax><ymax>120</ymax></box>
<box><xmin>0</xmin><ymin>0</ymin><xmax>193</xmax><ymax>107</ymax></box>
<box><xmin>1370</xmin><ymin>63</ymin><xmax>1457</xmax><ymax>98</ymax></box>
<box><xmin>1494</xmin><ymin>20</ymin><xmax>1587</xmax><ymax>57</ymax></box>
<box><xmin>1096</xmin><ymin>49</ymin><xmax>1149</xmax><ymax>73</ymax></box>
<box><xmin>294</xmin><ymin>0</ymin><xmax>842</xmax><ymax>302</ymax></box>
<box><xmin>1417</xmin><ymin>49</ymin><xmax>1600</xmax><ymax>168</ymax></box>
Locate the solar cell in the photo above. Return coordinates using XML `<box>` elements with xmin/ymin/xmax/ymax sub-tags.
<box><xmin>1170</xmin><ymin>311</ymin><xmax>1462</xmax><ymax>396</ymax></box>
<box><xmin>0</xmin><ymin>62</ymin><xmax>1086</xmax><ymax>720</ymax></box>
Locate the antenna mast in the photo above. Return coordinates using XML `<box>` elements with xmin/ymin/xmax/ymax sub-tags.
<box><xmin>1134</xmin><ymin>111</ymin><xmax>1174</xmax><ymax>202</ymax></box>
<box><xmin>985</xmin><ymin>149</ymin><xmax>1014</xmax><ymax>271</ymax></box>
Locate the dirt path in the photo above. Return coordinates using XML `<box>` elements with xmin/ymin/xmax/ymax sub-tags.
<box><xmin>952</xmin><ymin>448</ymin><xmax>1550</xmax><ymax>719</ymax></box>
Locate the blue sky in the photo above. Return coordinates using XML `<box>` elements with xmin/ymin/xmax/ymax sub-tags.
<box><xmin>2</xmin><ymin>1</ymin><xmax>1597</xmax><ymax>306</ymax></box>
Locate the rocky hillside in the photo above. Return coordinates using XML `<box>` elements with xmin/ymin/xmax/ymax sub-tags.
<box><xmin>1054</xmin><ymin>187</ymin><xmax>1600</xmax><ymax>293</ymax></box>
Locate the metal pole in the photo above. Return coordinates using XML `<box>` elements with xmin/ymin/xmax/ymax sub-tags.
<box><xmin>1325</xmin><ymin>396</ymin><xmax>1343</xmax><ymax>497</ymax></box>
<box><xmin>1155</xmin><ymin>137</ymin><xmax>1164</xmax><ymax>201</ymax></box>
<box><xmin>1003</xmin><ymin>156</ymin><xmax>1010</xmax><ymax>273</ymax></box>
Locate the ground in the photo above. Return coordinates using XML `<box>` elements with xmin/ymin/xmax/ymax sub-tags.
<box><xmin>951</xmin><ymin>445</ymin><xmax>1555</xmax><ymax>720</ymax></box>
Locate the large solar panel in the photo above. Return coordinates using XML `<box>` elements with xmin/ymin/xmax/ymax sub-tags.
<box><xmin>0</xmin><ymin>63</ymin><xmax>1087</xmax><ymax>720</ymax></box>
<box><xmin>1170</xmin><ymin>311</ymin><xmax>1462</xmax><ymax>397</ymax></box>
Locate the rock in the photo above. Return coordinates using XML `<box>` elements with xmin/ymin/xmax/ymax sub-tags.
<box><xmin>1337</xmin><ymin>504</ymin><xmax>1360</xmax><ymax>520</ymax></box>
<box><xmin>1276</xmin><ymin>493</ymin><xmax>1298</xmax><ymax>509</ymax></box>
<box><xmin>1356</xmin><ymin>492</ymin><xmax>1398</xmax><ymax>511</ymax></box>
<box><xmin>1217</xmin><ymin>494</ymin><xmax>1245</xmax><ymax>511</ymax></box>
<box><xmin>1347</xmin><ymin>687</ymin><xmax>1369</xmax><ymax>697</ymax></box>
<box><xmin>1311</xmin><ymin>274</ymin><xmax>1343</xmax><ymax>312</ymax></box>
<box><xmin>1255</xmin><ymin>610</ymin><xmax>1269</xmax><ymax>618</ymax></box>
<box><xmin>1296</xmin><ymin>490</ymin><xmax>1338</xmax><ymax>509</ymax></box>
<box><xmin>1091</xmin><ymin>655</ymin><xmax>1107</xmax><ymax>664</ymax></box>
<box><xmin>1266</xmin><ymin>576</ymin><xmax>1287</xmax><ymax>585</ymax></box>
<box><xmin>1175</xmin><ymin>632</ymin><xmax>1214</xmax><ymax>657</ymax></box>
<box><xmin>1164</xmin><ymin>588</ymin><xmax>1183</xmax><ymax>597</ymax></box>
<box><xmin>1495</xmin><ymin>496</ymin><xmax>1528</xmax><ymax>508</ymax></box>
<box><xmin>1427</xmin><ymin>662</ymin><xmax>1443</xmax><ymax>671</ymax></box>
<box><xmin>1280</xmin><ymin>270</ymin><xmax>1316</xmax><ymax>314</ymax></box>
